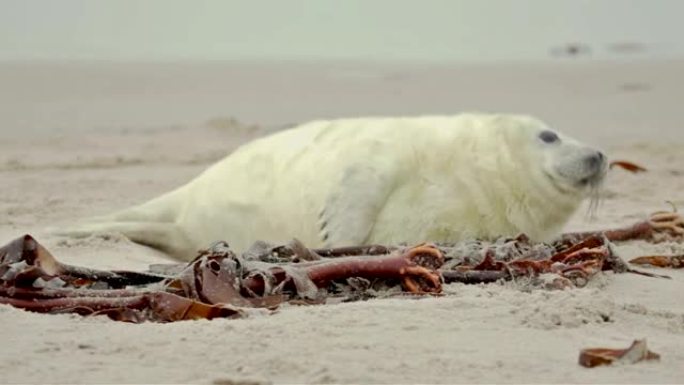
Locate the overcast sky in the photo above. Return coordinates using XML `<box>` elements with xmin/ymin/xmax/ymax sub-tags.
<box><xmin>1</xmin><ymin>0</ymin><xmax>683</xmax><ymax>61</ymax></box>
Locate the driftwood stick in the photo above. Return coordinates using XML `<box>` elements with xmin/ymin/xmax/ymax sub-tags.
<box><xmin>0</xmin><ymin>286</ymin><xmax>150</xmax><ymax>299</ymax></box>
<box><xmin>441</xmin><ymin>270</ymin><xmax>508</xmax><ymax>284</ymax></box>
<box><xmin>310</xmin><ymin>244</ymin><xmax>396</xmax><ymax>257</ymax></box>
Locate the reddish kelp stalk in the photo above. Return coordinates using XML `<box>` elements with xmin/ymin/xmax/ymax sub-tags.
<box><xmin>561</xmin><ymin>211</ymin><xmax>684</xmax><ymax>244</ymax></box>
<box><xmin>0</xmin><ymin>212</ymin><xmax>681</xmax><ymax>323</ymax></box>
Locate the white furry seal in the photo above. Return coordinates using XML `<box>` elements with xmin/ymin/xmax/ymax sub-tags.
<box><xmin>70</xmin><ymin>113</ymin><xmax>606</xmax><ymax>260</ymax></box>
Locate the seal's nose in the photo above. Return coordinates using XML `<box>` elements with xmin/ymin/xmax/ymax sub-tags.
<box><xmin>585</xmin><ymin>151</ymin><xmax>606</xmax><ymax>170</ymax></box>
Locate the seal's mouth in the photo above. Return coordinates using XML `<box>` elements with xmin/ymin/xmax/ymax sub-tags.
<box><xmin>577</xmin><ymin>170</ymin><xmax>607</xmax><ymax>188</ymax></box>
<box><xmin>543</xmin><ymin>170</ymin><xmax>577</xmax><ymax>195</ymax></box>
<box><xmin>544</xmin><ymin>166</ymin><xmax>606</xmax><ymax>194</ymax></box>
<box><xmin>542</xmin><ymin>169</ymin><xmax>603</xmax><ymax>218</ymax></box>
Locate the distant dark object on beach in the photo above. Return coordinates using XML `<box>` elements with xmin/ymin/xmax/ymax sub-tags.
<box><xmin>606</xmin><ymin>42</ymin><xmax>647</xmax><ymax>55</ymax></box>
<box><xmin>549</xmin><ymin>43</ymin><xmax>592</xmax><ymax>58</ymax></box>
<box><xmin>619</xmin><ymin>82</ymin><xmax>652</xmax><ymax>93</ymax></box>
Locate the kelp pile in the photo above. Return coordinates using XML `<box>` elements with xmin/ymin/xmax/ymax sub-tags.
<box><xmin>0</xmin><ymin>212</ymin><xmax>682</xmax><ymax>323</ymax></box>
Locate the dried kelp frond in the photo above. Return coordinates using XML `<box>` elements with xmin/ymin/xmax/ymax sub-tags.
<box><xmin>579</xmin><ymin>339</ymin><xmax>660</xmax><ymax>368</ymax></box>
<box><xmin>629</xmin><ymin>255</ymin><xmax>684</xmax><ymax>268</ymax></box>
<box><xmin>609</xmin><ymin>160</ymin><xmax>648</xmax><ymax>173</ymax></box>
<box><xmin>0</xmin><ymin>234</ymin><xmax>167</xmax><ymax>289</ymax></box>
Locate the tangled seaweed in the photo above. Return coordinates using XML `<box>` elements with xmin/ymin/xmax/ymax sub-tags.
<box><xmin>0</xmin><ymin>212</ymin><xmax>682</xmax><ymax>323</ymax></box>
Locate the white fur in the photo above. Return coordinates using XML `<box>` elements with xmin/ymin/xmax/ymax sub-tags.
<box><xmin>67</xmin><ymin>113</ymin><xmax>604</xmax><ymax>260</ymax></box>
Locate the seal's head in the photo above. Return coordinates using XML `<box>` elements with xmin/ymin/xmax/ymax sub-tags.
<box><xmin>496</xmin><ymin>114</ymin><xmax>607</xmax><ymax>196</ymax></box>
<box><xmin>467</xmin><ymin>114</ymin><xmax>608</xmax><ymax>241</ymax></box>
<box><xmin>535</xmin><ymin>125</ymin><xmax>606</xmax><ymax>196</ymax></box>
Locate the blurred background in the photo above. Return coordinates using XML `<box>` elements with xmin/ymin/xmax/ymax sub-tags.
<box><xmin>3</xmin><ymin>0</ymin><xmax>683</xmax><ymax>61</ymax></box>
<box><xmin>1</xmin><ymin>0</ymin><xmax>683</xmax><ymax>144</ymax></box>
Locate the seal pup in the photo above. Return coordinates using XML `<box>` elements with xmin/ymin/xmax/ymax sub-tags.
<box><xmin>66</xmin><ymin>113</ymin><xmax>606</xmax><ymax>260</ymax></box>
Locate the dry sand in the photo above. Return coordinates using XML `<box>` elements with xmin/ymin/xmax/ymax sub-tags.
<box><xmin>0</xmin><ymin>60</ymin><xmax>683</xmax><ymax>384</ymax></box>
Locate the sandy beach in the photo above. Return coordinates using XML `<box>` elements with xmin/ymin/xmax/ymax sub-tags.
<box><xmin>1</xmin><ymin>60</ymin><xmax>683</xmax><ymax>384</ymax></box>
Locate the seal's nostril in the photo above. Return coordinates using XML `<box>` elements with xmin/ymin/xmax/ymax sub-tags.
<box><xmin>585</xmin><ymin>152</ymin><xmax>605</xmax><ymax>169</ymax></box>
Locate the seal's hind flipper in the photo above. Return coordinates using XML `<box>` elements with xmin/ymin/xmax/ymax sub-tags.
<box><xmin>57</xmin><ymin>221</ymin><xmax>196</xmax><ymax>261</ymax></box>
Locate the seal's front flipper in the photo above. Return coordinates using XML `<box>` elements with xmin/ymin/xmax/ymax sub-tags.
<box><xmin>318</xmin><ymin>163</ymin><xmax>398</xmax><ymax>247</ymax></box>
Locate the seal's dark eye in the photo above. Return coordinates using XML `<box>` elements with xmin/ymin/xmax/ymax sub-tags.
<box><xmin>539</xmin><ymin>130</ymin><xmax>560</xmax><ymax>144</ymax></box>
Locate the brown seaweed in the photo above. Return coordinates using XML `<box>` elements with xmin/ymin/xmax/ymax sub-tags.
<box><xmin>0</xmin><ymin>213</ymin><xmax>681</xmax><ymax>323</ymax></box>
<box><xmin>561</xmin><ymin>210</ymin><xmax>684</xmax><ymax>244</ymax></box>
<box><xmin>609</xmin><ymin>160</ymin><xmax>648</xmax><ymax>173</ymax></box>
<box><xmin>629</xmin><ymin>254</ymin><xmax>684</xmax><ymax>268</ymax></box>
<box><xmin>579</xmin><ymin>339</ymin><xmax>660</xmax><ymax>368</ymax></box>
<box><xmin>0</xmin><ymin>237</ymin><xmax>447</xmax><ymax>322</ymax></box>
